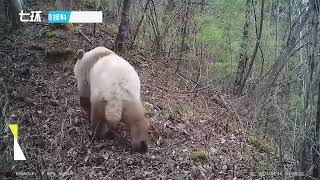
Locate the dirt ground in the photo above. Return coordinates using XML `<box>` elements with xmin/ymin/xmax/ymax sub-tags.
<box><xmin>0</xmin><ymin>10</ymin><xmax>273</xmax><ymax>180</ymax></box>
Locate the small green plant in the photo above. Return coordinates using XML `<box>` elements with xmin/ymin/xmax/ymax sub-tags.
<box><xmin>194</xmin><ymin>148</ymin><xmax>209</xmax><ymax>161</ymax></box>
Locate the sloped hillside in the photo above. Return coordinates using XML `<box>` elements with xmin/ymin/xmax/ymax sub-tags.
<box><xmin>0</xmin><ymin>20</ymin><xmax>275</xmax><ymax>180</ymax></box>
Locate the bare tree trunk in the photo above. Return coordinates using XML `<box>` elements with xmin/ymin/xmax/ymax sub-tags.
<box><xmin>114</xmin><ymin>0</ymin><xmax>131</xmax><ymax>52</ymax></box>
<box><xmin>300</xmin><ymin>1</ymin><xmax>319</xmax><ymax>176</ymax></box>
<box><xmin>166</xmin><ymin>0</ymin><xmax>175</xmax><ymax>12</ymax></box>
<box><xmin>201</xmin><ymin>0</ymin><xmax>206</xmax><ymax>11</ymax></box>
<box><xmin>180</xmin><ymin>0</ymin><xmax>189</xmax><ymax>54</ymax></box>
<box><xmin>268</xmin><ymin>8</ymin><xmax>311</xmax><ymax>84</ymax></box>
<box><xmin>233</xmin><ymin>0</ymin><xmax>250</xmax><ymax>96</ymax></box>
<box><xmin>251</xmin><ymin>0</ymin><xmax>265</xmax><ymax>78</ymax></box>
<box><xmin>148</xmin><ymin>0</ymin><xmax>162</xmax><ymax>54</ymax></box>
<box><xmin>313</xmin><ymin>78</ymin><xmax>320</xmax><ymax>179</ymax></box>
<box><xmin>0</xmin><ymin>0</ymin><xmax>9</xmax><ymax>33</ymax></box>
<box><xmin>8</xmin><ymin>0</ymin><xmax>22</xmax><ymax>29</ymax></box>
<box><xmin>176</xmin><ymin>0</ymin><xmax>191</xmax><ymax>72</ymax></box>
<box><xmin>131</xmin><ymin>0</ymin><xmax>151</xmax><ymax>47</ymax></box>
<box><xmin>233</xmin><ymin>0</ymin><xmax>265</xmax><ymax>96</ymax></box>
<box><xmin>311</xmin><ymin>0</ymin><xmax>320</xmax><ymax>177</ymax></box>
<box><xmin>243</xmin><ymin>0</ymin><xmax>265</xmax><ymax>86</ymax></box>
<box><xmin>268</xmin><ymin>0</ymin><xmax>273</xmax><ymax>27</ymax></box>
<box><xmin>254</xmin><ymin>7</ymin><xmax>312</xmax><ymax>103</ymax></box>
<box><xmin>279</xmin><ymin>134</ymin><xmax>285</xmax><ymax>179</ymax></box>
<box><xmin>275</xmin><ymin>0</ymin><xmax>280</xmax><ymax>59</ymax></box>
<box><xmin>300</xmin><ymin>29</ymin><xmax>310</xmax><ymax>180</ymax></box>
<box><xmin>93</xmin><ymin>0</ymin><xmax>97</xmax><ymax>37</ymax></box>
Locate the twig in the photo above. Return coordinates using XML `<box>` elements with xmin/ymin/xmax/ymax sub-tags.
<box><xmin>201</xmin><ymin>96</ymin><xmax>211</xmax><ymax>116</ymax></box>
<box><xmin>103</xmin><ymin>165</ymin><xmax>120</xmax><ymax>180</ymax></box>
<box><xmin>87</xmin><ymin>120</ymin><xmax>102</xmax><ymax>147</ymax></box>
<box><xmin>77</xmin><ymin>29</ymin><xmax>93</xmax><ymax>44</ymax></box>
<box><xmin>177</xmin><ymin>72</ymin><xmax>197</xmax><ymax>84</ymax></box>
<box><xmin>132</xmin><ymin>0</ymin><xmax>151</xmax><ymax>45</ymax></box>
<box><xmin>192</xmin><ymin>60</ymin><xmax>202</xmax><ymax>91</ymax></box>
<box><xmin>59</xmin><ymin>112</ymin><xmax>66</xmax><ymax>161</ymax></box>
<box><xmin>156</xmin><ymin>85</ymin><xmax>211</xmax><ymax>94</ymax></box>
<box><xmin>61</xmin><ymin>161</ymin><xmax>77</xmax><ymax>178</ymax></box>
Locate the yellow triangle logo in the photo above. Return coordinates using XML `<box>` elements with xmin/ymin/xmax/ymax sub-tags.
<box><xmin>9</xmin><ymin>124</ymin><xmax>18</xmax><ymax>140</ymax></box>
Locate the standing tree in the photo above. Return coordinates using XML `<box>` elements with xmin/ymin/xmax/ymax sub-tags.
<box><xmin>233</xmin><ymin>0</ymin><xmax>265</xmax><ymax>96</ymax></box>
<box><xmin>175</xmin><ymin>0</ymin><xmax>191</xmax><ymax>72</ymax></box>
<box><xmin>8</xmin><ymin>0</ymin><xmax>23</xmax><ymax>29</ymax></box>
<box><xmin>0</xmin><ymin>0</ymin><xmax>9</xmax><ymax>33</ymax></box>
<box><xmin>114</xmin><ymin>0</ymin><xmax>131</xmax><ymax>52</ymax></box>
<box><xmin>310</xmin><ymin>0</ymin><xmax>320</xmax><ymax>177</ymax></box>
<box><xmin>233</xmin><ymin>0</ymin><xmax>251</xmax><ymax>96</ymax></box>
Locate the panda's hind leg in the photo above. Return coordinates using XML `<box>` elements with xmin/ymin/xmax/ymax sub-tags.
<box><xmin>80</xmin><ymin>97</ymin><xmax>91</xmax><ymax>121</ymax></box>
<box><xmin>90</xmin><ymin>101</ymin><xmax>110</xmax><ymax>139</ymax></box>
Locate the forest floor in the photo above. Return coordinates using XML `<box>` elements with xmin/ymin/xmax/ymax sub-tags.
<box><xmin>0</xmin><ymin>12</ymin><xmax>275</xmax><ymax>180</ymax></box>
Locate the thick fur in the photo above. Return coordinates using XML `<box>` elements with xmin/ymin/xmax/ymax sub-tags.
<box><xmin>89</xmin><ymin>54</ymin><xmax>149</xmax><ymax>152</ymax></box>
<box><xmin>74</xmin><ymin>48</ymin><xmax>149</xmax><ymax>152</ymax></box>
<box><xmin>74</xmin><ymin>47</ymin><xmax>114</xmax><ymax>98</ymax></box>
<box><xmin>74</xmin><ymin>47</ymin><xmax>114</xmax><ymax>117</ymax></box>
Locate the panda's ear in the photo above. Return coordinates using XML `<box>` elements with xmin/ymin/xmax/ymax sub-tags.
<box><xmin>76</xmin><ymin>49</ymin><xmax>85</xmax><ymax>60</ymax></box>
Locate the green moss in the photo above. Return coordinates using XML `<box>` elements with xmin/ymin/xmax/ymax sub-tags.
<box><xmin>289</xmin><ymin>95</ymin><xmax>303</xmax><ymax>110</ymax></box>
<box><xmin>109</xmin><ymin>24</ymin><xmax>118</xmax><ymax>34</ymax></box>
<box><xmin>194</xmin><ymin>148</ymin><xmax>209</xmax><ymax>161</ymax></box>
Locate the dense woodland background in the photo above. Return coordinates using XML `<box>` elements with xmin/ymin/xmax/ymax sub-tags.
<box><xmin>1</xmin><ymin>0</ymin><xmax>320</xmax><ymax>179</ymax></box>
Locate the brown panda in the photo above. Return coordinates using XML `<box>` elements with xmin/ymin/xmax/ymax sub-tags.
<box><xmin>74</xmin><ymin>47</ymin><xmax>114</xmax><ymax>117</ymax></box>
<box><xmin>74</xmin><ymin>47</ymin><xmax>149</xmax><ymax>152</ymax></box>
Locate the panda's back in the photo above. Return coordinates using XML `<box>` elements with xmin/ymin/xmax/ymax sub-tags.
<box><xmin>89</xmin><ymin>54</ymin><xmax>141</xmax><ymax>102</ymax></box>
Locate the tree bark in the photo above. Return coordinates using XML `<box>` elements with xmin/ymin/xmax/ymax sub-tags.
<box><xmin>313</xmin><ymin>79</ymin><xmax>320</xmax><ymax>179</ymax></box>
<box><xmin>114</xmin><ymin>0</ymin><xmax>131</xmax><ymax>52</ymax></box>
<box><xmin>201</xmin><ymin>0</ymin><xmax>206</xmax><ymax>11</ymax></box>
<box><xmin>8</xmin><ymin>0</ymin><xmax>22</xmax><ymax>29</ymax></box>
<box><xmin>311</xmin><ymin>0</ymin><xmax>320</xmax><ymax>177</ymax></box>
<box><xmin>0</xmin><ymin>0</ymin><xmax>9</xmax><ymax>32</ymax></box>
<box><xmin>275</xmin><ymin>0</ymin><xmax>280</xmax><ymax>58</ymax></box>
<box><xmin>166</xmin><ymin>0</ymin><xmax>175</xmax><ymax>12</ymax></box>
<box><xmin>233</xmin><ymin>0</ymin><xmax>265</xmax><ymax>96</ymax></box>
<box><xmin>175</xmin><ymin>0</ymin><xmax>191</xmax><ymax>72</ymax></box>
<box><xmin>254</xmin><ymin>7</ymin><xmax>312</xmax><ymax>102</ymax></box>
<box><xmin>233</xmin><ymin>0</ymin><xmax>250</xmax><ymax>96</ymax></box>
<box><xmin>131</xmin><ymin>0</ymin><xmax>151</xmax><ymax>47</ymax></box>
<box><xmin>243</xmin><ymin>0</ymin><xmax>265</xmax><ymax>88</ymax></box>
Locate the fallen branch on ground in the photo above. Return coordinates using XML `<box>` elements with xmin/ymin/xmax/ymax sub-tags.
<box><xmin>156</xmin><ymin>85</ymin><xmax>212</xmax><ymax>94</ymax></box>
<box><xmin>77</xmin><ymin>29</ymin><xmax>93</xmax><ymax>44</ymax></box>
